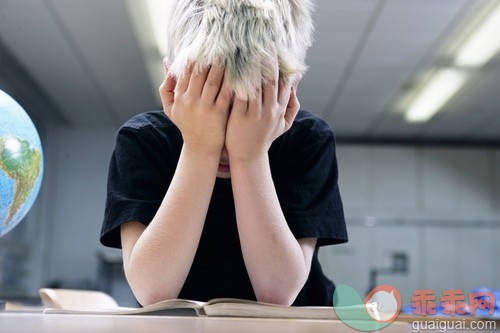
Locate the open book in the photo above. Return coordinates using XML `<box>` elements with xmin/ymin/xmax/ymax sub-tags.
<box><xmin>40</xmin><ymin>288</ymin><xmax>378</xmax><ymax>320</ymax></box>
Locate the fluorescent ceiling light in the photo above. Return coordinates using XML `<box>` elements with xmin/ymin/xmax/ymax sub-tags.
<box><xmin>405</xmin><ymin>69</ymin><xmax>467</xmax><ymax>123</ymax></box>
<box><xmin>145</xmin><ymin>0</ymin><xmax>168</xmax><ymax>56</ymax></box>
<box><xmin>455</xmin><ymin>4</ymin><xmax>500</xmax><ymax>67</ymax></box>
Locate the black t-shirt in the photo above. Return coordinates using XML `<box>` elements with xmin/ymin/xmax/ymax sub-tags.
<box><xmin>101</xmin><ymin>110</ymin><xmax>348</xmax><ymax>306</ymax></box>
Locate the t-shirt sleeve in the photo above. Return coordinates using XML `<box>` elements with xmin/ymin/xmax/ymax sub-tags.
<box><xmin>272</xmin><ymin>117</ymin><xmax>348</xmax><ymax>246</ymax></box>
<box><xmin>100</xmin><ymin>127</ymin><xmax>175</xmax><ymax>248</ymax></box>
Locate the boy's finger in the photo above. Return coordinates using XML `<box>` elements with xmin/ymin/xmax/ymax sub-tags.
<box><xmin>278</xmin><ymin>81</ymin><xmax>293</xmax><ymax>107</ymax></box>
<box><xmin>162</xmin><ymin>60</ymin><xmax>177</xmax><ymax>93</ymax></box>
<box><xmin>231</xmin><ymin>97</ymin><xmax>249</xmax><ymax>117</ymax></box>
<box><xmin>176</xmin><ymin>62</ymin><xmax>194</xmax><ymax>93</ymax></box>
<box><xmin>262</xmin><ymin>60</ymin><xmax>279</xmax><ymax>107</ymax></box>
<box><xmin>248</xmin><ymin>85</ymin><xmax>263</xmax><ymax>117</ymax></box>
<box><xmin>187</xmin><ymin>64</ymin><xmax>210</xmax><ymax>96</ymax></box>
<box><xmin>159</xmin><ymin>60</ymin><xmax>177</xmax><ymax>119</ymax></box>
<box><xmin>284</xmin><ymin>87</ymin><xmax>300</xmax><ymax>131</ymax></box>
<box><xmin>214</xmin><ymin>79</ymin><xmax>233</xmax><ymax>113</ymax></box>
<box><xmin>203</xmin><ymin>65</ymin><xmax>225</xmax><ymax>103</ymax></box>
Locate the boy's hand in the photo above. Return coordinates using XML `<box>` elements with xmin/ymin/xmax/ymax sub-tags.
<box><xmin>160</xmin><ymin>60</ymin><xmax>232</xmax><ymax>156</ymax></box>
<box><xmin>225</xmin><ymin>64</ymin><xmax>300</xmax><ymax>163</ymax></box>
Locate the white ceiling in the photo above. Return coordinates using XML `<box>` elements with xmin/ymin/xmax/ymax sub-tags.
<box><xmin>0</xmin><ymin>0</ymin><xmax>499</xmax><ymax>144</ymax></box>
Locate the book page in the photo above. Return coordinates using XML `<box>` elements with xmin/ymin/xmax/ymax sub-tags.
<box><xmin>44</xmin><ymin>299</ymin><xmax>206</xmax><ymax>316</ymax></box>
<box><xmin>203</xmin><ymin>299</ymin><xmax>340</xmax><ymax>319</ymax></box>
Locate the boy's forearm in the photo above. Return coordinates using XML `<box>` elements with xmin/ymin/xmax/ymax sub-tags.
<box><xmin>124</xmin><ymin>146</ymin><xmax>220</xmax><ymax>305</ymax></box>
<box><xmin>230</xmin><ymin>156</ymin><xmax>310</xmax><ymax>306</ymax></box>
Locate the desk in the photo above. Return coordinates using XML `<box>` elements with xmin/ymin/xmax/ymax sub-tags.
<box><xmin>0</xmin><ymin>312</ymin><xmax>415</xmax><ymax>333</ymax></box>
<box><xmin>2</xmin><ymin>312</ymin><xmax>499</xmax><ymax>333</ymax></box>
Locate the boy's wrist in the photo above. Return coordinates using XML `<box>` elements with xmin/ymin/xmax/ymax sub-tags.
<box><xmin>182</xmin><ymin>144</ymin><xmax>222</xmax><ymax>159</ymax></box>
<box><xmin>181</xmin><ymin>144</ymin><xmax>222</xmax><ymax>167</ymax></box>
<box><xmin>228</xmin><ymin>153</ymin><xmax>270</xmax><ymax>174</ymax></box>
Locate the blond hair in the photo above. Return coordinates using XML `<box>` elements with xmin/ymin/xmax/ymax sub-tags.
<box><xmin>166</xmin><ymin>0</ymin><xmax>314</xmax><ymax>100</ymax></box>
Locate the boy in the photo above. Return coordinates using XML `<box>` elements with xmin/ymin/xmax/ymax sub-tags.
<box><xmin>100</xmin><ymin>0</ymin><xmax>347</xmax><ymax>306</ymax></box>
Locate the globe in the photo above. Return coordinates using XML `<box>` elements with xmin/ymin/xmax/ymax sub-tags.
<box><xmin>0</xmin><ymin>89</ymin><xmax>43</xmax><ymax>238</ymax></box>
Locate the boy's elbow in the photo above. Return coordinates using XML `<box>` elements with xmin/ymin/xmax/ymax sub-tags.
<box><xmin>126</xmin><ymin>272</ymin><xmax>181</xmax><ymax>306</ymax></box>
<box><xmin>136</xmin><ymin>291</ymin><xmax>162</xmax><ymax>307</ymax></box>
<box><xmin>255</xmin><ymin>289</ymin><xmax>296</xmax><ymax>306</ymax></box>
<box><xmin>255</xmin><ymin>282</ymin><xmax>304</xmax><ymax>306</ymax></box>
<box><xmin>133</xmin><ymin>287</ymin><xmax>179</xmax><ymax>307</ymax></box>
<box><xmin>254</xmin><ymin>268</ymin><xmax>309</xmax><ymax>306</ymax></box>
